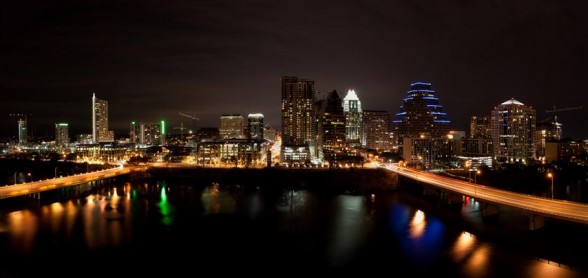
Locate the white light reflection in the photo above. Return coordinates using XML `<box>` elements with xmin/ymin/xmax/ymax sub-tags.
<box><xmin>409</xmin><ymin>210</ymin><xmax>426</xmax><ymax>239</ymax></box>
<box><xmin>327</xmin><ymin>195</ymin><xmax>366</xmax><ymax>266</ymax></box>
<box><xmin>452</xmin><ymin>231</ymin><xmax>477</xmax><ymax>261</ymax></box>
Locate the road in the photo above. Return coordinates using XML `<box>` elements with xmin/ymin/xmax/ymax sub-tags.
<box><xmin>383</xmin><ymin>163</ymin><xmax>588</xmax><ymax>225</ymax></box>
<box><xmin>0</xmin><ymin>166</ymin><xmax>133</xmax><ymax>200</ymax></box>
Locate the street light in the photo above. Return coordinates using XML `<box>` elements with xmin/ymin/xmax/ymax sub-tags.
<box><xmin>27</xmin><ymin>172</ymin><xmax>32</xmax><ymax>183</ymax></box>
<box><xmin>54</xmin><ymin>167</ymin><xmax>58</xmax><ymax>178</ymax></box>
<box><xmin>474</xmin><ymin>169</ymin><xmax>481</xmax><ymax>184</ymax></box>
<box><xmin>14</xmin><ymin>172</ymin><xmax>17</xmax><ymax>184</ymax></box>
<box><xmin>547</xmin><ymin>172</ymin><xmax>554</xmax><ymax>199</ymax></box>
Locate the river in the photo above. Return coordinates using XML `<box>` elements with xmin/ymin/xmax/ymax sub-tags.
<box><xmin>0</xmin><ymin>178</ymin><xmax>586</xmax><ymax>277</ymax></box>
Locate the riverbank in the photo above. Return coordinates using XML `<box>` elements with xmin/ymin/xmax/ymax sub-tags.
<box><xmin>139</xmin><ymin>166</ymin><xmax>399</xmax><ymax>194</ymax></box>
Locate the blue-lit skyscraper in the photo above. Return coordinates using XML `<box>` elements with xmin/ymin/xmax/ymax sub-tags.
<box><xmin>392</xmin><ymin>82</ymin><xmax>451</xmax><ymax>142</ymax></box>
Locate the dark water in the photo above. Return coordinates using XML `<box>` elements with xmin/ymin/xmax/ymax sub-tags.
<box><xmin>0</xmin><ymin>179</ymin><xmax>587</xmax><ymax>277</ymax></box>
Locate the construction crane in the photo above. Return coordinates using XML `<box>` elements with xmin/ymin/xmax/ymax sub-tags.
<box><xmin>178</xmin><ymin>112</ymin><xmax>200</xmax><ymax>134</ymax></box>
<box><xmin>545</xmin><ymin>105</ymin><xmax>583</xmax><ymax>122</ymax></box>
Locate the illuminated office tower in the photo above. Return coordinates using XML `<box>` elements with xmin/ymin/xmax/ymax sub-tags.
<box><xmin>92</xmin><ymin>93</ymin><xmax>114</xmax><ymax>143</ymax></box>
<box><xmin>491</xmin><ymin>98</ymin><xmax>536</xmax><ymax>164</ymax></box>
<box><xmin>343</xmin><ymin>89</ymin><xmax>362</xmax><ymax>146</ymax></box>
<box><xmin>18</xmin><ymin>119</ymin><xmax>27</xmax><ymax>144</ymax></box>
<box><xmin>219</xmin><ymin>114</ymin><xmax>244</xmax><ymax>139</ymax></box>
<box><xmin>130</xmin><ymin>121</ymin><xmax>139</xmax><ymax>144</ymax></box>
<box><xmin>247</xmin><ymin>113</ymin><xmax>264</xmax><ymax>140</ymax></box>
<box><xmin>392</xmin><ymin>82</ymin><xmax>451</xmax><ymax>142</ymax></box>
<box><xmin>320</xmin><ymin>90</ymin><xmax>346</xmax><ymax>150</ymax></box>
<box><xmin>281</xmin><ymin>76</ymin><xmax>316</xmax><ymax>145</ymax></box>
<box><xmin>55</xmin><ymin>123</ymin><xmax>70</xmax><ymax>146</ymax></box>
<box><xmin>362</xmin><ymin>110</ymin><xmax>391</xmax><ymax>151</ymax></box>
<box><xmin>281</xmin><ymin>76</ymin><xmax>317</xmax><ymax>163</ymax></box>
<box><xmin>470</xmin><ymin>116</ymin><xmax>491</xmax><ymax>138</ymax></box>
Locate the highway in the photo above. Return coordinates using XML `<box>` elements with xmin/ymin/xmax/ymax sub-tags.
<box><xmin>384</xmin><ymin>163</ymin><xmax>588</xmax><ymax>225</ymax></box>
<box><xmin>0</xmin><ymin>166</ymin><xmax>133</xmax><ymax>200</ymax></box>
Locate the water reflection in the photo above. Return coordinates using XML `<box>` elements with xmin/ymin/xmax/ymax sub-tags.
<box><xmin>327</xmin><ymin>195</ymin><xmax>368</xmax><ymax>266</ymax></box>
<box><xmin>201</xmin><ymin>183</ymin><xmax>236</xmax><ymax>214</ymax></box>
<box><xmin>390</xmin><ymin>206</ymin><xmax>445</xmax><ymax>264</ymax></box>
<box><xmin>7</xmin><ymin>210</ymin><xmax>37</xmax><ymax>253</ymax></box>
<box><xmin>0</xmin><ymin>181</ymin><xmax>585</xmax><ymax>277</ymax></box>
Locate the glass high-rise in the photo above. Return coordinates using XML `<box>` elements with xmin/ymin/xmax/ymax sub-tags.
<box><xmin>247</xmin><ymin>113</ymin><xmax>264</xmax><ymax>140</ymax></box>
<box><xmin>320</xmin><ymin>90</ymin><xmax>346</xmax><ymax>150</ymax></box>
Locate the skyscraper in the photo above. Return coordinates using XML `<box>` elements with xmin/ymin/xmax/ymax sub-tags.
<box><xmin>55</xmin><ymin>123</ymin><xmax>70</xmax><ymax>146</ymax></box>
<box><xmin>343</xmin><ymin>89</ymin><xmax>362</xmax><ymax>146</ymax></box>
<box><xmin>470</xmin><ymin>116</ymin><xmax>491</xmax><ymax>138</ymax></box>
<box><xmin>320</xmin><ymin>90</ymin><xmax>346</xmax><ymax>150</ymax></box>
<box><xmin>281</xmin><ymin>76</ymin><xmax>317</xmax><ymax>163</ymax></box>
<box><xmin>491</xmin><ymin>98</ymin><xmax>536</xmax><ymax>163</ymax></box>
<box><xmin>281</xmin><ymin>76</ymin><xmax>316</xmax><ymax>145</ymax></box>
<box><xmin>18</xmin><ymin>119</ymin><xmax>27</xmax><ymax>144</ymax></box>
<box><xmin>247</xmin><ymin>113</ymin><xmax>264</xmax><ymax>140</ymax></box>
<box><xmin>362</xmin><ymin>110</ymin><xmax>391</xmax><ymax>151</ymax></box>
<box><xmin>92</xmin><ymin>93</ymin><xmax>114</xmax><ymax>143</ymax></box>
<box><xmin>392</xmin><ymin>82</ymin><xmax>451</xmax><ymax>142</ymax></box>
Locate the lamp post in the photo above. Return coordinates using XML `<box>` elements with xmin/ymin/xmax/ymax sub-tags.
<box><xmin>54</xmin><ymin>167</ymin><xmax>58</xmax><ymax>178</ymax></box>
<box><xmin>547</xmin><ymin>172</ymin><xmax>554</xmax><ymax>199</ymax></box>
<box><xmin>474</xmin><ymin>169</ymin><xmax>480</xmax><ymax>184</ymax></box>
<box><xmin>27</xmin><ymin>172</ymin><xmax>32</xmax><ymax>183</ymax></box>
<box><xmin>14</xmin><ymin>172</ymin><xmax>17</xmax><ymax>184</ymax></box>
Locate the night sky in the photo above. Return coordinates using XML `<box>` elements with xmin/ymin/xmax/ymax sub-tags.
<box><xmin>2</xmin><ymin>0</ymin><xmax>587</xmax><ymax>140</ymax></box>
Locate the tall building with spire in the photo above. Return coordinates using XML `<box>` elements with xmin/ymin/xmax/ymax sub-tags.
<box><xmin>343</xmin><ymin>89</ymin><xmax>362</xmax><ymax>146</ymax></box>
<box><xmin>92</xmin><ymin>93</ymin><xmax>114</xmax><ymax>143</ymax></box>
<box><xmin>392</xmin><ymin>82</ymin><xmax>451</xmax><ymax>142</ymax></box>
<box><xmin>491</xmin><ymin>98</ymin><xmax>536</xmax><ymax>164</ymax></box>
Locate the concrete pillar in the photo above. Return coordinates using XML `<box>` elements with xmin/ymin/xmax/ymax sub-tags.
<box><xmin>423</xmin><ymin>185</ymin><xmax>437</xmax><ymax>196</ymax></box>
<box><xmin>480</xmin><ymin>202</ymin><xmax>499</xmax><ymax>217</ymax></box>
<box><xmin>441</xmin><ymin>191</ymin><xmax>463</xmax><ymax>205</ymax></box>
<box><xmin>527</xmin><ymin>214</ymin><xmax>545</xmax><ymax>230</ymax></box>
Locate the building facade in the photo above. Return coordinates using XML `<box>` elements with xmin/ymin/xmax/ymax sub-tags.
<box><xmin>247</xmin><ymin>113</ymin><xmax>264</xmax><ymax>140</ymax></box>
<box><xmin>362</xmin><ymin>110</ymin><xmax>391</xmax><ymax>151</ymax></box>
<box><xmin>92</xmin><ymin>93</ymin><xmax>114</xmax><ymax>143</ymax></box>
<box><xmin>392</xmin><ymin>82</ymin><xmax>451</xmax><ymax>143</ymax></box>
<box><xmin>280</xmin><ymin>76</ymin><xmax>317</xmax><ymax>163</ymax></box>
<box><xmin>55</xmin><ymin>123</ymin><xmax>70</xmax><ymax>146</ymax></box>
<box><xmin>343</xmin><ymin>89</ymin><xmax>362</xmax><ymax>147</ymax></box>
<box><xmin>219</xmin><ymin>114</ymin><xmax>244</xmax><ymax>139</ymax></box>
<box><xmin>491</xmin><ymin>98</ymin><xmax>536</xmax><ymax>164</ymax></box>
<box><xmin>470</xmin><ymin>116</ymin><xmax>491</xmax><ymax>138</ymax></box>
<box><xmin>18</xmin><ymin>119</ymin><xmax>27</xmax><ymax>144</ymax></box>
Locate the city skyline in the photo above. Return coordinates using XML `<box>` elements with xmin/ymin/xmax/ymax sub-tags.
<box><xmin>2</xmin><ymin>1</ymin><xmax>587</xmax><ymax>139</ymax></box>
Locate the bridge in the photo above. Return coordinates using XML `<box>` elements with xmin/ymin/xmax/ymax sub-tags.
<box><xmin>383</xmin><ymin>163</ymin><xmax>588</xmax><ymax>229</ymax></box>
<box><xmin>0</xmin><ymin>166</ymin><xmax>134</xmax><ymax>200</ymax></box>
